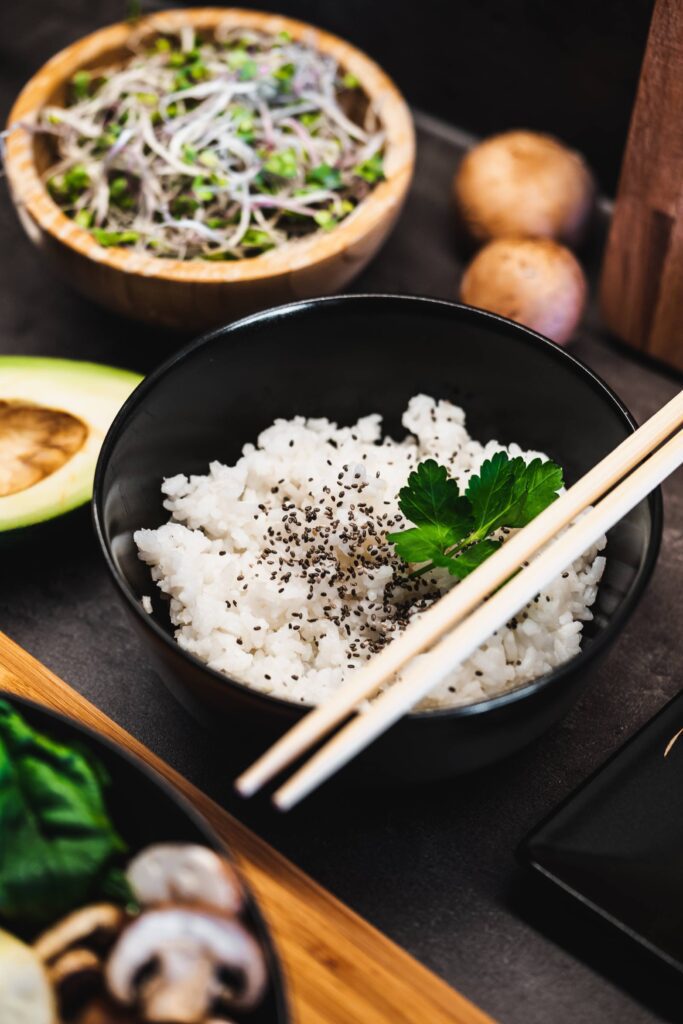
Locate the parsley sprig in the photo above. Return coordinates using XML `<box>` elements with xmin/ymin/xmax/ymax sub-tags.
<box><xmin>388</xmin><ymin>452</ymin><xmax>564</xmax><ymax>580</ymax></box>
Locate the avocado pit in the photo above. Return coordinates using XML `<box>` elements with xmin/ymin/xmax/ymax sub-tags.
<box><xmin>0</xmin><ymin>400</ymin><xmax>89</xmax><ymax>497</ymax></box>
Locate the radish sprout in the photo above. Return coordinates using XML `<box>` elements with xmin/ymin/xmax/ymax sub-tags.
<box><xmin>32</xmin><ymin>26</ymin><xmax>386</xmax><ymax>260</ymax></box>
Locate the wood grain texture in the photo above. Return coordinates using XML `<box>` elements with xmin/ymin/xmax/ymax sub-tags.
<box><xmin>4</xmin><ymin>8</ymin><xmax>414</xmax><ymax>331</ymax></box>
<box><xmin>0</xmin><ymin>631</ymin><xmax>494</xmax><ymax>1024</ymax></box>
<box><xmin>599</xmin><ymin>0</ymin><xmax>683</xmax><ymax>371</ymax></box>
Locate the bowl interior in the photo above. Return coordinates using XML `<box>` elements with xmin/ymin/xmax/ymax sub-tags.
<box><xmin>0</xmin><ymin>692</ymin><xmax>287</xmax><ymax>1022</ymax></box>
<box><xmin>97</xmin><ymin>295</ymin><xmax>658</xmax><ymax>715</ymax></box>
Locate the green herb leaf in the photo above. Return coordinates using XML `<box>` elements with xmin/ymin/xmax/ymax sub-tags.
<box><xmin>109</xmin><ymin>175</ymin><xmax>135</xmax><ymax>210</ymax></box>
<box><xmin>354</xmin><ymin>153</ymin><xmax>385</xmax><ymax>184</ymax></box>
<box><xmin>71</xmin><ymin>70</ymin><xmax>91</xmax><ymax>101</ymax></box>
<box><xmin>306</xmin><ymin>164</ymin><xmax>342</xmax><ymax>190</ymax></box>
<box><xmin>466</xmin><ymin>452</ymin><xmax>563</xmax><ymax>537</ymax></box>
<box><xmin>313</xmin><ymin>209</ymin><xmax>338</xmax><ymax>230</ymax></box>
<box><xmin>274</xmin><ymin>62</ymin><xmax>296</xmax><ymax>88</ymax></box>
<box><xmin>396</xmin><ymin>460</ymin><xmax>472</xmax><ymax>534</ymax></box>
<box><xmin>191</xmin><ymin>175</ymin><xmax>213</xmax><ymax>202</ymax></box>
<box><xmin>227</xmin><ymin>49</ymin><xmax>250</xmax><ymax>71</ymax></box>
<box><xmin>389</xmin><ymin>452</ymin><xmax>563</xmax><ymax>582</ymax></box>
<box><xmin>201</xmin><ymin>250</ymin><xmax>238</xmax><ymax>261</ymax></box>
<box><xmin>508</xmin><ymin>456</ymin><xmax>565</xmax><ymax>526</ymax></box>
<box><xmin>92</xmin><ymin>228</ymin><xmax>139</xmax><ymax>246</ymax></box>
<box><xmin>198</xmin><ymin>149</ymin><xmax>218</xmax><ymax>169</ymax></box>
<box><xmin>170</xmin><ymin>193</ymin><xmax>199</xmax><ymax>216</ymax></box>
<box><xmin>64</xmin><ymin>164</ymin><xmax>90</xmax><ymax>197</ymax></box>
<box><xmin>388</xmin><ymin>522</ymin><xmax>462</xmax><ymax>565</ymax></box>
<box><xmin>188</xmin><ymin>60</ymin><xmax>209</xmax><ymax>83</ymax></box>
<box><xmin>0</xmin><ymin>701</ymin><xmax>129</xmax><ymax>927</ymax></box>
<box><xmin>241</xmin><ymin>228</ymin><xmax>275</xmax><ymax>251</ymax></box>
<box><xmin>300</xmin><ymin>112</ymin><xmax>320</xmax><ymax>129</ymax></box>
<box><xmin>74</xmin><ymin>209</ymin><xmax>93</xmax><ymax>228</ymax></box>
<box><xmin>434</xmin><ymin>539</ymin><xmax>503</xmax><ymax>580</ymax></box>
<box><xmin>224</xmin><ymin>48</ymin><xmax>259</xmax><ymax>80</ymax></box>
<box><xmin>263</xmin><ymin>148</ymin><xmax>298</xmax><ymax>179</ymax></box>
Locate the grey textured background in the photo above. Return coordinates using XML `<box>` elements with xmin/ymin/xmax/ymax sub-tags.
<box><xmin>2</xmin><ymin>4</ymin><xmax>683</xmax><ymax>1022</ymax></box>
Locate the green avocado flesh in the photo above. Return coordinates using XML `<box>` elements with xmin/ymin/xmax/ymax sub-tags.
<box><xmin>0</xmin><ymin>357</ymin><xmax>142</xmax><ymax>533</ymax></box>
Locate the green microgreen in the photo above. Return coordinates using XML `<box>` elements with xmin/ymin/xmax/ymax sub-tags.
<box><xmin>263</xmin><ymin>148</ymin><xmax>298</xmax><ymax>179</ymax></box>
<box><xmin>71</xmin><ymin>70</ymin><xmax>91</xmax><ymax>101</ymax></box>
<box><xmin>354</xmin><ymin>153</ymin><xmax>385</xmax><ymax>183</ymax></box>
<box><xmin>306</xmin><ymin>163</ymin><xmax>342</xmax><ymax>189</ymax></box>
<box><xmin>92</xmin><ymin>228</ymin><xmax>139</xmax><ymax>246</ymax></box>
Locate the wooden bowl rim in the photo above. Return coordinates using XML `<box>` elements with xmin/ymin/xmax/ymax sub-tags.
<box><xmin>5</xmin><ymin>7</ymin><xmax>415</xmax><ymax>284</ymax></box>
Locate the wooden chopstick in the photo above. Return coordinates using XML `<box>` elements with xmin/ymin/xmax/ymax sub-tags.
<box><xmin>235</xmin><ymin>391</ymin><xmax>683</xmax><ymax>799</ymax></box>
<box><xmin>272</xmin><ymin>425</ymin><xmax>683</xmax><ymax>810</ymax></box>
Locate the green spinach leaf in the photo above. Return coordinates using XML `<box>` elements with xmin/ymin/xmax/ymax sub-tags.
<box><xmin>0</xmin><ymin>701</ymin><xmax>129</xmax><ymax>928</ymax></box>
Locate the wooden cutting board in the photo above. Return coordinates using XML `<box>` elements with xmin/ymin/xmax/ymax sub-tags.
<box><xmin>0</xmin><ymin>631</ymin><xmax>494</xmax><ymax>1024</ymax></box>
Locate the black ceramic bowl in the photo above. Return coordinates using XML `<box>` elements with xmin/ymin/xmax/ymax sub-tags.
<box><xmin>94</xmin><ymin>295</ymin><xmax>662</xmax><ymax>783</ymax></box>
<box><xmin>0</xmin><ymin>692</ymin><xmax>288</xmax><ymax>1022</ymax></box>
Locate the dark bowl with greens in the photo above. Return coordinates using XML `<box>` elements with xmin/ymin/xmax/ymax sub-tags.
<box><xmin>0</xmin><ymin>692</ymin><xmax>288</xmax><ymax>1023</ymax></box>
<box><xmin>93</xmin><ymin>295</ymin><xmax>662</xmax><ymax>786</ymax></box>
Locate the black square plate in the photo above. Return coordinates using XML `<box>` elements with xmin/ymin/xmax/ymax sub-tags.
<box><xmin>519</xmin><ymin>689</ymin><xmax>683</xmax><ymax>973</ymax></box>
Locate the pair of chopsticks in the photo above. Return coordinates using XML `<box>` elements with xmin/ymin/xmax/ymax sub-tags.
<box><xmin>236</xmin><ymin>391</ymin><xmax>683</xmax><ymax>810</ymax></box>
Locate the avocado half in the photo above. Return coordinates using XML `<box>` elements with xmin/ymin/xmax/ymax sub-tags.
<box><xmin>0</xmin><ymin>357</ymin><xmax>142</xmax><ymax>535</ymax></box>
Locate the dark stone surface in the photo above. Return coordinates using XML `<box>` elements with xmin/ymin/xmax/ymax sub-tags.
<box><xmin>2</xmin><ymin>8</ymin><xmax>683</xmax><ymax>1023</ymax></box>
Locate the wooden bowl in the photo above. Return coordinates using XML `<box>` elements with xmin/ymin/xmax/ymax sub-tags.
<box><xmin>5</xmin><ymin>8</ymin><xmax>415</xmax><ymax>331</ymax></box>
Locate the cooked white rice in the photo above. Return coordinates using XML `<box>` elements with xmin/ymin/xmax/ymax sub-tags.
<box><xmin>135</xmin><ymin>395</ymin><xmax>606</xmax><ymax>710</ymax></box>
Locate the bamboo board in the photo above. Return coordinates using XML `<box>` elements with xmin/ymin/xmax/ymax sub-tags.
<box><xmin>0</xmin><ymin>631</ymin><xmax>493</xmax><ymax>1024</ymax></box>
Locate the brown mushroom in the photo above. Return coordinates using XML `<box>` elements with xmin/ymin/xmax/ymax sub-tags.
<box><xmin>33</xmin><ymin>904</ymin><xmax>127</xmax><ymax>1020</ymax></box>
<box><xmin>72</xmin><ymin>996</ymin><xmax>137</xmax><ymax>1024</ymax></box>
<box><xmin>459</xmin><ymin>237</ymin><xmax>587</xmax><ymax>345</ymax></box>
<box><xmin>453</xmin><ymin>130</ymin><xmax>595</xmax><ymax>248</ymax></box>
<box><xmin>33</xmin><ymin>904</ymin><xmax>127</xmax><ymax>964</ymax></box>
<box><xmin>105</xmin><ymin>906</ymin><xmax>268</xmax><ymax>1023</ymax></box>
<box><xmin>48</xmin><ymin>948</ymin><xmax>102</xmax><ymax>1012</ymax></box>
<box><xmin>126</xmin><ymin>844</ymin><xmax>243</xmax><ymax>916</ymax></box>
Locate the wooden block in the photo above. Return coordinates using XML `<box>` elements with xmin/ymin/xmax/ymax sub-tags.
<box><xmin>599</xmin><ymin>0</ymin><xmax>683</xmax><ymax>371</ymax></box>
<box><xmin>0</xmin><ymin>631</ymin><xmax>494</xmax><ymax>1024</ymax></box>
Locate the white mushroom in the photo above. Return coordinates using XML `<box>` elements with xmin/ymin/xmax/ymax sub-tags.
<box><xmin>127</xmin><ymin>844</ymin><xmax>243</xmax><ymax>915</ymax></box>
<box><xmin>106</xmin><ymin>907</ymin><xmax>268</xmax><ymax>1023</ymax></box>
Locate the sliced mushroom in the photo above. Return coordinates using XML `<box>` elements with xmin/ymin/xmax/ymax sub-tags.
<box><xmin>34</xmin><ymin>904</ymin><xmax>127</xmax><ymax>1020</ymax></box>
<box><xmin>106</xmin><ymin>907</ymin><xmax>268</xmax><ymax>1023</ymax></box>
<box><xmin>33</xmin><ymin>904</ymin><xmax>127</xmax><ymax>964</ymax></box>
<box><xmin>127</xmin><ymin>844</ymin><xmax>243</xmax><ymax>915</ymax></box>
<box><xmin>48</xmin><ymin>947</ymin><xmax>102</xmax><ymax>1010</ymax></box>
<box><xmin>72</xmin><ymin>997</ymin><xmax>137</xmax><ymax>1024</ymax></box>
